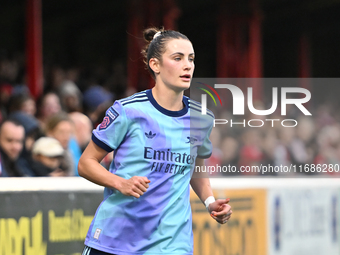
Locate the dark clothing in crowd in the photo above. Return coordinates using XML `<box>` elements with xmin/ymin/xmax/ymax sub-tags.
<box><xmin>29</xmin><ymin>159</ymin><xmax>55</xmax><ymax>176</ymax></box>
<box><xmin>16</xmin><ymin>152</ymin><xmax>54</xmax><ymax>177</ymax></box>
<box><xmin>0</xmin><ymin>149</ymin><xmax>24</xmax><ymax>177</ymax></box>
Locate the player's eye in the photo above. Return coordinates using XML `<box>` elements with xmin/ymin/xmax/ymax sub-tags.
<box><xmin>174</xmin><ymin>57</ymin><xmax>181</xmax><ymax>61</ymax></box>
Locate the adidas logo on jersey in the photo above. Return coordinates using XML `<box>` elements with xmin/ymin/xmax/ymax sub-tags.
<box><xmin>145</xmin><ymin>131</ymin><xmax>156</xmax><ymax>139</ymax></box>
<box><xmin>186</xmin><ymin>136</ymin><xmax>197</xmax><ymax>144</ymax></box>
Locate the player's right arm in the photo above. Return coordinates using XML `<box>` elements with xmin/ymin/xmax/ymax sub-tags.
<box><xmin>78</xmin><ymin>140</ymin><xmax>150</xmax><ymax>198</ymax></box>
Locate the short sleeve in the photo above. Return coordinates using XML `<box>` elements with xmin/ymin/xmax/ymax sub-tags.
<box><xmin>197</xmin><ymin>117</ymin><xmax>214</xmax><ymax>159</ymax></box>
<box><xmin>92</xmin><ymin>101</ymin><xmax>128</xmax><ymax>152</ymax></box>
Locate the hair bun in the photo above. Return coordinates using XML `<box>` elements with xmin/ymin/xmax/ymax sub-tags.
<box><xmin>143</xmin><ymin>28</ymin><xmax>158</xmax><ymax>42</ymax></box>
<box><xmin>141</xmin><ymin>27</ymin><xmax>188</xmax><ymax>79</ymax></box>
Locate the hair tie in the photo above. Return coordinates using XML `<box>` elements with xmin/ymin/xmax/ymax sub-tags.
<box><xmin>153</xmin><ymin>31</ymin><xmax>161</xmax><ymax>40</ymax></box>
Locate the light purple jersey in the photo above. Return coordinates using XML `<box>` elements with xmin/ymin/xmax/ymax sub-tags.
<box><xmin>85</xmin><ymin>89</ymin><xmax>214</xmax><ymax>254</ymax></box>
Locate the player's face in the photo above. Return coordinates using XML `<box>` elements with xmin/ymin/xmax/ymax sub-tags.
<box><xmin>157</xmin><ymin>39</ymin><xmax>195</xmax><ymax>92</ymax></box>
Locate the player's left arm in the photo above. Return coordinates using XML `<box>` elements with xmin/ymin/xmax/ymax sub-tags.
<box><xmin>190</xmin><ymin>158</ymin><xmax>232</xmax><ymax>224</ymax></box>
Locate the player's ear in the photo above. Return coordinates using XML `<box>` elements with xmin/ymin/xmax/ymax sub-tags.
<box><xmin>149</xmin><ymin>58</ymin><xmax>160</xmax><ymax>74</ymax></box>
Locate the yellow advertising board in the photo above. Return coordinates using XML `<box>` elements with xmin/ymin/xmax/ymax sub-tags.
<box><xmin>0</xmin><ymin>191</ymin><xmax>101</xmax><ymax>255</ymax></box>
<box><xmin>191</xmin><ymin>189</ymin><xmax>267</xmax><ymax>255</ymax></box>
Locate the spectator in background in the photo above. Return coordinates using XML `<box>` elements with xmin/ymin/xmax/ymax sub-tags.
<box><xmin>274</xmin><ymin>122</ymin><xmax>313</xmax><ymax>174</ymax></box>
<box><xmin>83</xmin><ymin>85</ymin><xmax>114</xmax><ymax>126</ymax></box>
<box><xmin>238</xmin><ymin>129</ymin><xmax>263</xmax><ymax>175</ymax></box>
<box><xmin>295</xmin><ymin>116</ymin><xmax>317</xmax><ymax>163</ymax></box>
<box><xmin>314</xmin><ymin>124</ymin><xmax>340</xmax><ymax>175</ymax></box>
<box><xmin>45</xmin><ymin>66</ymin><xmax>66</xmax><ymax>92</ymax></box>
<box><xmin>36</xmin><ymin>92</ymin><xmax>62</xmax><ymax>132</ymax></box>
<box><xmin>274</xmin><ymin>126</ymin><xmax>295</xmax><ymax>168</ymax></box>
<box><xmin>7</xmin><ymin>93</ymin><xmax>36</xmax><ymax>116</ymax></box>
<box><xmin>31</xmin><ymin>137</ymin><xmax>65</xmax><ymax>176</ymax></box>
<box><xmin>220</xmin><ymin>136</ymin><xmax>240</xmax><ymax>176</ymax></box>
<box><xmin>58</xmin><ymin>80</ymin><xmax>83</xmax><ymax>113</ymax></box>
<box><xmin>45</xmin><ymin>112</ymin><xmax>80</xmax><ymax>176</ymax></box>
<box><xmin>68</xmin><ymin>112</ymin><xmax>93</xmax><ymax>152</ymax></box>
<box><xmin>0</xmin><ymin>119</ymin><xmax>25</xmax><ymax>177</ymax></box>
<box><xmin>261</xmin><ymin>130</ymin><xmax>277</xmax><ymax>169</ymax></box>
<box><xmin>8</xmin><ymin>111</ymin><xmax>42</xmax><ymax>176</ymax></box>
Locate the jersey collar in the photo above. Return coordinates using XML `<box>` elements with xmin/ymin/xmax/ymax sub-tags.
<box><xmin>146</xmin><ymin>89</ymin><xmax>189</xmax><ymax>117</ymax></box>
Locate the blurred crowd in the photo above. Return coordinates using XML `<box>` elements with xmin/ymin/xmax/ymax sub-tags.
<box><xmin>0</xmin><ymin>51</ymin><xmax>128</xmax><ymax>177</ymax></box>
<box><xmin>1</xmin><ymin>51</ymin><xmax>340</xmax><ymax>177</ymax></box>
<box><xmin>206</xmin><ymin>102</ymin><xmax>340</xmax><ymax>177</ymax></box>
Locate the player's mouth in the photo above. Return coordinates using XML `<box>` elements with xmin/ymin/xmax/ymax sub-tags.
<box><xmin>180</xmin><ymin>74</ymin><xmax>191</xmax><ymax>82</ymax></box>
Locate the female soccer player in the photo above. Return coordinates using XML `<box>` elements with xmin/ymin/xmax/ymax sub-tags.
<box><xmin>78</xmin><ymin>27</ymin><xmax>232</xmax><ymax>255</ymax></box>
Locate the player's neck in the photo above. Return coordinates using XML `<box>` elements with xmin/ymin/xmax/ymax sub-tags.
<box><xmin>152</xmin><ymin>86</ymin><xmax>184</xmax><ymax>111</ymax></box>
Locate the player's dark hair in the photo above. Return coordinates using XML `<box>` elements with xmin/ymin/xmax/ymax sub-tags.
<box><xmin>142</xmin><ymin>27</ymin><xmax>190</xmax><ymax>79</ymax></box>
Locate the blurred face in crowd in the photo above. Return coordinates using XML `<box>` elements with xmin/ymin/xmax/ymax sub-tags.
<box><xmin>0</xmin><ymin>121</ymin><xmax>25</xmax><ymax>160</ymax></box>
<box><xmin>41</xmin><ymin>93</ymin><xmax>61</xmax><ymax>119</ymax></box>
<box><xmin>21</xmin><ymin>97</ymin><xmax>37</xmax><ymax>116</ymax></box>
<box><xmin>47</xmin><ymin>120</ymin><xmax>73</xmax><ymax>149</ymax></box>
<box><xmin>68</xmin><ymin>112</ymin><xmax>92</xmax><ymax>149</ymax></box>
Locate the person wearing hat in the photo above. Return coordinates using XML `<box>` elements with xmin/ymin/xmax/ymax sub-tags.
<box><xmin>82</xmin><ymin>85</ymin><xmax>114</xmax><ymax>126</ymax></box>
<box><xmin>30</xmin><ymin>137</ymin><xmax>65</xmax><ymax>176</ymax></box>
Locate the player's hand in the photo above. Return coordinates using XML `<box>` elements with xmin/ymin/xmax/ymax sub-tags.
<box><xmin>209</xmin><ymin>198</ymin><xmax>232</xmax><ymax>224</ymax></box>
<box><xmin>118</xmin><ymin>176</ymin><xmax>150</xmax><ymax>198</ymax></box>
